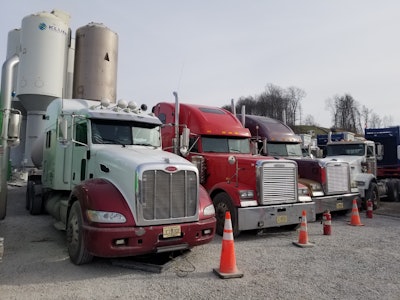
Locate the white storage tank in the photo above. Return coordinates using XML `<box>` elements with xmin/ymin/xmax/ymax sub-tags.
<box><xmin>73</xmin><ymin>22</ymin><xmax>118</xmax><ymax>102</ymax></box>
<box><xmin>17</xmin><ymin>10</ymin><xmax>71</xmax><ymax>111</ymax></box>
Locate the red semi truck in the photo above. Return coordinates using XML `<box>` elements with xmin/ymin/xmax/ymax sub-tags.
<box><xmin>243</xmin><ymin>115</ymin><xmax>360</xmax><ymax>215</ymax></box>
<box><xmin>153</xmin><ymin>98</ymin><xmax>315</xmax><ymax>237</ymax></box>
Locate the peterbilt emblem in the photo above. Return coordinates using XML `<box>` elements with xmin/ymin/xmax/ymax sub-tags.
<box><xmin>165</xmin><ymin>166</ymin><xmax>177</xmax><ymax>172</ymax></box>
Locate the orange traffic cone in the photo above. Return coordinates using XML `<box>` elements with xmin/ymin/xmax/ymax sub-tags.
<box><xmin>293</xmin><ymin>210</ymin><xmax>314</xmax><ymax>248</ymax></box>
<box><xmin>348</xmin><ymin>198</ymin><xmax>364</xmax><ymax>226</ymax></box>
<box><xmin>213</xmin><ymin>211</ymin><xmax>244</xmax><ymax>279</ymax></box>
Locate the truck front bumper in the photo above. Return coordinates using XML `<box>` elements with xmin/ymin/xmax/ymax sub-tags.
<box><xmin>237</xmin><ymin>202</ymin><xmax>316</xmax><ymax>231</ymax></box>
<box><xmin>82</xmin><ymin>217</ymin><xmax>216</xmax><ymax>258</ymax></box>
<box><xmin>313</xmin><ymin>193</ymin><xmax>360</xmax><ymax>215</ymax></box>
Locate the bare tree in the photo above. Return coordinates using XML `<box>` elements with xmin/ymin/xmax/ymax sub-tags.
<box><xmin>325</xmin><ymin>97</ymin><xmax>338</xmax><ymax>127</ymax></box>
<box><xmin>236</xmin><ymin>96</ymin><xmax>257</xmax><ymax>115</ymax></box>
<box><xmin>285</xmin><ymin>86</ymin><xmax>306</xmax><ymax>126</ymax></box>
<box><xmin>327</xmin><ymin>94</ymin><xmax>362</xmax><ymax>133</ymax></box>
<box><xmin>304</xmin><ymin>114</ymin><xmax>318</xmax><ymax>126</ymax></box>
<box><xmin>383</xmin><ymin>115</ymin><xmax>394</xmax><ymax>127</ymax></box>
<box><xmin>360</xmin><ymin>105</ymin><xmax>372</xmax><ymax>130</ymax></box>
<box><xmin>223</xmin><ymin>88</ymin><xmax>394</xmax><ymax>130</ymax></box>
<box><xmin>255</xmin><ymin>84</ymin><xmax>287</xmax><ymax>120</ymax></box>
<box><xmin>369</xmin><ymin>113</ymin><xmax>382</xmax><ymax>128</ymax></box>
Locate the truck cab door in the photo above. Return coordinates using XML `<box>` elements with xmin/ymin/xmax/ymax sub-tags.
<box><xmin>71</xmin><ymin>121</ymin><xmax>89</xmax><ymax>187</ymax></box>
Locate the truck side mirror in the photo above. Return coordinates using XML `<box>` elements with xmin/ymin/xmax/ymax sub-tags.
<box><xmin>376</xmin><ymin>144</ymin><xmax>383</xmax><ymax>161</ymax></box>
<box><xmin>262</xmin><ymin>138</ymin><xmax>267</xmax><ymax>155</ymax></box>
<box><xmin>58</xmin><ymin>115</ymin><xmax>69</xmax><ymax>146</ymax></box>
<box><xmin>180</xmin><ymin>127</ymin><xmax>190</xmax><ymax>156</ymax></box>
<box><xmin>7</xmin><ymin>109</ymin><xmax>22</xmax><ymax>147</ymax></box>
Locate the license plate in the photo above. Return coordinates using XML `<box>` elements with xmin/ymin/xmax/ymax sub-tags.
<box><xmin>163</xmin><ymin>225</ymin><xmax>181</xmax><ymax>238</ymax></box>
<box><xmin>277</xmin><ymin>215</ymin><xmax>288</xmax><ymax>224</ymax></box>
<box><xmin>336</xmin><ymin>202</ymin><xmax>344</xmax><ymax>209</ymax></box>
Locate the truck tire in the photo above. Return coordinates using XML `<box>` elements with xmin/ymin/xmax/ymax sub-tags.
<box><xmin>28</xmin><ymin>182</ymin><xmax>43</xmax><ymax>215</ymax></box>
<box><xmin>213</xmin><ymin>192</ymin><xmax>240</xmax><ymax>237</ymax></box>
<box><xmin>386</xmin><ymin>180</ymin><xmax>399</xmax><ymax>202</ymax></box>
<box><xmin>67</xmin><ymin>201</ymin><xmax>93</xmax><ymax>265</ymax></box>
<box><xmin>365</xmin><ymin>182</ymin><xmax>380</xmax><ymax>210</ymax></box>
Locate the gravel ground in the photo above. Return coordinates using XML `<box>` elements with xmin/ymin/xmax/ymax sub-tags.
<box><xmin>1</xmin><ymin>184</ymin><xmax>400</xmax><ymax>300</ymax></box>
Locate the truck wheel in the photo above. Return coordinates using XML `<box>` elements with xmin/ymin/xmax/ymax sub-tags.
<box><xmin>29</xmin><ymin>182</ymin><xmax>43</xmax><ymax>215</ymax></box>
<box><xmin>213</xmin><ymin>192</ymin><xmax>240</xmax><ymax>237</ymax></box>
<box><xmin>365</xmin><ymin>182</ymin><xmax>380</xmax><ymax>210</ymax></box>
<box><xmin>386</xmin><ymin>180</ymin><xmax>399</xmax><ymax>202</ymax></box>
<box><xmin>67</xmin><ymin>201</ymin><xmax>93</xmax><ymax>265</ymax></box>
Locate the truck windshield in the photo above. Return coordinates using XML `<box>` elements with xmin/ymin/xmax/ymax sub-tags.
<box><xmin>91</xmin><ymin>119</ymin><xmax>161</xmax><ymax>147</ymax></box>
<box><xmin>326</xmin><ymin>143</ymin><xmax>365</xmax><ymax>156</ymax></box>
<box><xmin>202</xmin><ymin>136</ymin><xmax>250</xmax><ymax>153</ymax></box>
<box><xmin>267</xmin><ymin>143</ymin><xmax>303</xmax><ymax>157</ymax></box>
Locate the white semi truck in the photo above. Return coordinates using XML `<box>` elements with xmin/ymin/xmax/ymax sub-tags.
<box><xmin>27</xmin><ymin>98</ymin><xmax>216</xmax><ymax>264</ymax></box>
<box><xmin>317</xmin><ymin>132</ymin><xmax>386</xmax><ymax>209</ymax></box>
<box><xmin>0</xmin><ymin>10</ymin><xmax>216</xmax><ymax>264</ymax></box>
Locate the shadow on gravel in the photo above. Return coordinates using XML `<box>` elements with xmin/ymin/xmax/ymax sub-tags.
<box><xmin>374</xmin><ymin>200</ymin><xmax>400</xmax><ymax>218</ymax></box>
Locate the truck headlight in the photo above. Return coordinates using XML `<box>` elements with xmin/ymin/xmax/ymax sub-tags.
<box><xmin>298</xmin><ymin>186</ymin><xmax>310</xmax><ymax>196</ymax></box>
<box><xmin>239</xmin><ymin>190</ymin><xmax>254</xmax><ymax>199</ymax></box>
<box><xmin>309</xmin><ymin>182</ymin><xmax>324</xmax><ymax>197</ymax></box>
<box><xmin>203</xmin><ymin>204</ymin><xmax>215</xmax><ymax>216</ymax></box>
<box><xmin>352</xmin><ymin>180</ymin><xmax>360</xmax><ymax>189</ymax></box>
<box><xmin>86</xmin><ymin>210</ymin><xmax>127</xmax><ymax>223</ymax></box>
<box><xmin>298</xmin><ymin>186</ymin><xmax>312</xmax><ymax>202</ymax></box>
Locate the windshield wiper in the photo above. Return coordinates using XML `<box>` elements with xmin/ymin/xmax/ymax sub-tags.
<box><xmin>134</xmin><ymin>142</ymin><xmax>156</xmax><ymax>147</ymax></box>
<box><xmin>102</xmin><ymin>138</ymin><xmax>127</xmax><ymax>147</ymax></box>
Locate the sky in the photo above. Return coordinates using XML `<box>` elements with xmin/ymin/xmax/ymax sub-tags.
<box><xmin>1</xmin><ymin>1</ymin><xmax>400</xmax><ymax>128</ymax></box>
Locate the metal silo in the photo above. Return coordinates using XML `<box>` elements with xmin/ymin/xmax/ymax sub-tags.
<box><xmin>16</xmin><ymin>10</ymin><xmax>71</xmax><ymax>167</ymax></box>
<box><xmin>73</xmin><ymin>22</ymin><xmax>118</xmax><ymax>102</ymax></box>
<box><xmin>17</xmin><ymin>10</ymin><xmax>71</xmax><ymax>111</ymax></box>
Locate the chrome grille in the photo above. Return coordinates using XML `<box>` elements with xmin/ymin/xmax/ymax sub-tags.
<box><xmin>140</xmin><ymin>169</ymin><xmax>198</xmax><ymax>222</ymax></box>
<box><xmin>259</xmin><ymin>161</ymin><xmax>297</xmax><ymax>205</ymax></box>
<box><xmin>325</xmin><ymin>162</ymin><xmax>350</xmax><ymax>194</ymax></box>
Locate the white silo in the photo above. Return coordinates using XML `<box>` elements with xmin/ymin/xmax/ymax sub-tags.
<box><xmin>17</xmin><ymin>10</ymin><xmax>71</xmax><ymax>110</ymax></box>
<box><xmin>73</xmin><ymin>23</ymin><xmax>118</xmax><ymax>102</ymax></box>
<box><xmin>16</xmin><ymin>10</ymin><xmax>71</xmax><ymax>167</ymax></box>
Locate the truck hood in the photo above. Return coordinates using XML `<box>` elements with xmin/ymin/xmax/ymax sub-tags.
<box><xmin>321</xmin><ymin>155</ymin><xmax>362</xmax><ymax>165</ymax></box>
<box><xmin>90</xmin><ymin>146</ymin><xmax>198</xmax><ymax>220</ymax></box>
<box><xmin>320</xmin><ymin>155</ymin><xmax>363</xmax><ymax>173</ymax></box>
<box><xmin>93</xmin><ymin>145</ymin><xmax>194</xmax><ymax>168</ymax></box>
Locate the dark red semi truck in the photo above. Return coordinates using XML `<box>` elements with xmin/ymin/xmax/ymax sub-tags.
<box><xmin>244</xmin><ymin>114</ymin><xmax>360</xmax><ymax>214</ymax></box>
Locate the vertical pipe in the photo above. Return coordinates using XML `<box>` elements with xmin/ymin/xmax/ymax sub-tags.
<box><xmin>173</xmin><ymin>91</ymin><xmax>179</xmax><ymax>155</ymax></box>
<box><xmin>241</xmin><ymin>105</ymin><xmax>245</xmax><ymax>127</ymax></box>
<box><xmin>0</xmin><ymin>54</ymin><xmax>20</xmax><ymax>220</ymax></box>
<box><xmin>230</xmin><ymin>99</ymin><xmax>236</xmax><ymax>116</ymax></box>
